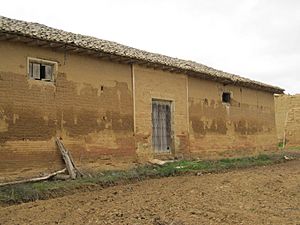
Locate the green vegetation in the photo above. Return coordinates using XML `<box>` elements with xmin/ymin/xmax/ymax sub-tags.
<box><xmin>0</xmin><ymin>153</ymin><xmax>295</xmax><ymax>206</ymax></box>
<box><xmin>278</xmin><ymin>141</ymin><xmax>285</xmax><ymax>148</ymax></box>
<box><xmin>285</xmin><ymin>146</ymin><xmax>300</xmax><ymax>151</ymax></box>
<box><xmin>277</xmin><ymin>141</ymin><xmax>300</xmax><ymax>150</ymax></box>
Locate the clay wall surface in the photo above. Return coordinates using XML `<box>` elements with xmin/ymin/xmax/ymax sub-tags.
<box><xmin>188</xmin><ymin>77</ymin><xmax>278</xmax><ymax>158</ymax></box>
<box><xmin>133</xmin><ymin>65</ymin><xmax>189</xmax><ymax>159</ymax></box>
<box><xmin>0</xmin><ymin>40</ymin><xmax>280</xmax><ymax>179</ymax></box>
<box><xmin>0</xmin><ymin>40</ymin><xmax>134</xmax><ymax>176</ymax></box>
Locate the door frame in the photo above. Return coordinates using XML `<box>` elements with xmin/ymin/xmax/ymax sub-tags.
<box><xmin>151</xmin><ymin>98</ymin><xmax>175</xmax><ymax>154</ymax></box>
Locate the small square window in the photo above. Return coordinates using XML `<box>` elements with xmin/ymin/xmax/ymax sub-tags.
<box><xmin>222</xmin><ymin>92</ymin><xmax>231</xmax><ymax>103</ymax></box>
<box><xmin>28</xmin><ymin>58</ymin><xmax>56</xmax><ymax>81</ymax></box>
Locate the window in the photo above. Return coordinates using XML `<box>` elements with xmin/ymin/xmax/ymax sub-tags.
<box><xmin>28</xmin><ymin>58</ymin><xmax>57</xmax><ymax>81</ymax></box>
<box><xmin>222</xmin><ymin>92</ymin><xmax>231</xmax><ymax>103</ymax></box>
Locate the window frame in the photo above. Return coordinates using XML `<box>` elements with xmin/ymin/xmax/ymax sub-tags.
<box><xmin>27</xmin><ymin>57</ymin><xmax>58</xmax><ymax>82</ymax></box>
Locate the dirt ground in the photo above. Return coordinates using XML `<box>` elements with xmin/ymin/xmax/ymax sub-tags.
<box><xmin>1</xmin><ymin>160</ymin><xmax>299</xmax><ymax>225</ymax></box>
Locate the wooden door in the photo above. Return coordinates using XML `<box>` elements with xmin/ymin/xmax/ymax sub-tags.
<box><xmin>152</xmin><ymin>100</ymin><xmax>172</xmax><ymax>152</ymax></box>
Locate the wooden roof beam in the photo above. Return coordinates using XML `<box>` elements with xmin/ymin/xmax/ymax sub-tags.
<box><xmin>108</xmin><ymin>55</ymin><xmax>122</xmax><ymax>62</ymax></box>
<box><xmin>26</xmin><ymin>39</ymin><xmax>49</xmax><ymax>47</ymax></box>
<box><xmin>96</xmin><ymin>55</ymin><xmax>111</xmax><ymax>60</ymax></box>
<box><xmin>161</xmin><ymin>65</ymin><xmax>171</xmax><ymax>71</ymax></box>
<box><xmin>79</xmin><ymin>49</ymin><xmax>96</xmax><ymax>56</ymax></box>
<box><xmin>10</xmin><ymin>36</ymin><xmax>23</xmax><ymax>42</ymax></box>
<box><xmin>168</xmin><ymin>67</ymin><xmax>179</xmax><ymax>73</ymax></box>
<box><xmin>64</xmin><ymin>46</ymin><xmax>77</xmax><ymax>51</ymax></box>
<box><xmin>152</xmin><ymin>64</ymin><xmax>160</xmax><ymax>70</ymax></box>
<box><xmin>69</xmin><ymin>48</ymin><xmax>86</xmax><ymax>54</ymax></box>
<box><xmin>118</xmin><ymin>58</ymin><xmax>136</xmax><ymax>64</ymax></box>
<box><xmin>0</xmin><ymin>33</ymin><xmax>14</xmax><ymax>41</ymax></box>
<box><xmin>135</xmin><ymin>61</ymin><xmax>148</xmax><ymax>66</ymax></box>
<box><xmin>49</xmin><ymin>42</ymin><xmax>65</xmax><ymax>48</ymax></box>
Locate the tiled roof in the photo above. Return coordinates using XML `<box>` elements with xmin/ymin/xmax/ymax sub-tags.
<box><xmin>0</xmin><ymin>16</ymin><xmax>284</xmax><ymax>93</ymax></box>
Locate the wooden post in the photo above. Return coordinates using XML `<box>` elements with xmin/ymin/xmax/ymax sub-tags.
<box><xmin>55</xmin><ymin>138</ymin><xmax>77</xmax><ymax>179</ymax></box>
<box><xmin>0</xmin><ymin>168</ymin><xmax>67</xmax><ymax>187</ymax></box>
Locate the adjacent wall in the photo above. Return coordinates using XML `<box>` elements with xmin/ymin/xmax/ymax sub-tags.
<box><xmin>0</xmin><ymin>40</ymin><xmax>135</xmax><ymax>175</ymax></box>
<box><xmin>275</xmin><ymin>94</ymin><xmax>300</xmax><ymax>147</ymax></box>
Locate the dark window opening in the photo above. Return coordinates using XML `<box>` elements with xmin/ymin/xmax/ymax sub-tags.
<box><xmin>222</xmin><ymin>92</ymin><xmax>231</xmax><ymax>103</ymax></box>
<box><xmin>29</xmin><ymin>61</ymin><xmax>54</xmax><ymax>81</ymax></box>
<box><xmin>40</xmin><ymin>65</ymin><xmax>46</xmax><ymax>79</ymax></box>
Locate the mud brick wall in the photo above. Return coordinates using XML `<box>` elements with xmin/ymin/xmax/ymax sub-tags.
<box><xmin>0</xmin><ymin>39</ymin><xmax>280</xmax><ymax>176</ymax></box>
<box><xmin>275</xmin><ymin>94</ymin><xmax>300</xmax><ymax>147</ymax></box>
<box><xmin>0</xmin><ymin>40</ymin><xmax>135</xmax><ymax>174</ymax></box>
<box><xmin>188</xmin><ymin>77</ymin><xmax>278</xmax><ymax>158</ymax></box>
<box><xmin>133</xmin><ymin>65</ymin><xmax>278</xmax><ymax>159</ymax></box>
<box><xmin>133</xmin><ymin>65</ymin><xmax>189</xmax><ymax>159</ymax></box>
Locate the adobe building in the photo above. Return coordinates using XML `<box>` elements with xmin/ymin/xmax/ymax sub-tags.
<box><xmin>0</xmin><ymin>16</ymin><xmax>284</xmax><ymax>177</ymax></box>
<box><xmin>275</xmin><ymin>94</ymin><xmax>300</xmax><ymax>147</ymax></box>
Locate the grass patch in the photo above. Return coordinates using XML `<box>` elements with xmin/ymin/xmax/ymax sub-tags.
<box><xmin>278</xmin><ymin>141</ymin><xmax>285</xmax><ymax>148</ymax></box>
<box><xmin>278</xmin><ymin>141</ymin><xmax>300</xmax><ymax>151</ymax></box>
<box><xmin>0</xmin><ymin>152</ymin><xmax>293</xmax><ymax>206</ymax></box>
<box><xmin>284</xmin><ymin>146</ymin><xmax>300</xmax><ymax>151</ymax></box>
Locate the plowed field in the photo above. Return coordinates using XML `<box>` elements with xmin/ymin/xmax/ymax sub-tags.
<box><xmin>1</xmin><ymin>160</ymin><xmax>299</xmax><ymax>225</ymax></box>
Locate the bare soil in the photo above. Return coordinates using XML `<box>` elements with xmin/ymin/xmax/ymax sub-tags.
<box><xmin>1</xmin><ymin>160</ymin><xmax>299</xmax><ymax>225</ymax></box>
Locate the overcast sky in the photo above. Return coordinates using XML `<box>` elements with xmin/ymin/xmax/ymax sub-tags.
<box><xmin>1</xmin><ymin>0</ymin><xmax>299</xmax><ymax>94</ymax></box>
